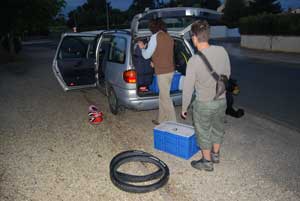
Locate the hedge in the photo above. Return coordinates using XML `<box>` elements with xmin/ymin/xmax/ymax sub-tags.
<box><xmin>239</xmin><ymin>13</ymin><xmax>300</xmax><ymax>36</ymax></box>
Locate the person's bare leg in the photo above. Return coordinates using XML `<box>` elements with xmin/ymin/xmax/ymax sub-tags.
<box><xmin>213</xmin><ymin>144</ymin><xmax>220</xmax><ymax>154</ymax></box>
<box><xmin>211</xmin><ymin>144</ymin><xmax>220</xmax><ymax>163</ymax></box>
<box><xmin>202</xmin><ymin>149</ymin><xmax>211</xmax><ymax>161</ymax></box>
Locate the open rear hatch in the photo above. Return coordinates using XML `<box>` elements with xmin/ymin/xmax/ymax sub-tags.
<box><xmin>131</xmin><ymin>7</ymin><xmax>222</xmax><ymax>39</ymax></box>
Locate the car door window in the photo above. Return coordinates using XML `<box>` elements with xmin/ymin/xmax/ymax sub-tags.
<box><xmin>108</xmin><ymin>36</ymin><xmax>127</xmax><ymax>64</ymax></box>
<box><xmin>99</xmin><ymin>36</ymin><xmax>112</xmax><ymax>60</ymax></box>
<box><xmin>59</xmin><ymin>36</ymin><xmax>96</xmax><ymax>59</ymax></box>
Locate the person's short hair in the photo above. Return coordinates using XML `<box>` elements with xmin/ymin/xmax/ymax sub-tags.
<box><xmin>148</xmin><ymin>18</ymin><xmax>167</xmax><ymax>34</ymax></box>
<box><xmin>191</xmin><ymin>20</ymin><xmax>210</xmax><ymax>42</ymax></box>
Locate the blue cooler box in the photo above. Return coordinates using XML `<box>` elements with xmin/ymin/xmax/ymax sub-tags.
<box><xmin>153</xmin><ymin>121</ymin><xmax>200</xmax><ymax>160</ymax></box>
<box><xmin>149</xmin><ymin>72</ymin><xmax>181</xmax><ymax>93</ymax></box>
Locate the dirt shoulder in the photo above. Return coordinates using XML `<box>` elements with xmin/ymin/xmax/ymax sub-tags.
<box><xmin>0</xmin><ymin>43</ymin><xmax>299</xmax><ymax>201</ymax></box>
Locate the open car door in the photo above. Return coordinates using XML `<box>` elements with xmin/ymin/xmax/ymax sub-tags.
<box><xmin>52</xmin><ymin>33</ymin><xmax>98</xmax><ymax>91</ymax></box>
<box><xmin>131</xmin><ymin>7</ymin><xmax>222</xmax><ymax>38</ymax></box>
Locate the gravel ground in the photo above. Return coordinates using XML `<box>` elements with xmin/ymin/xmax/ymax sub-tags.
<box><xmin>0</xmin><ymin>44</ymin><xmax>299</xmax><ymax>201</ymax></box>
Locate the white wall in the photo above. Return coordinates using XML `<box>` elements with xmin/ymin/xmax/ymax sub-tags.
<box><xmin>241</xmin><ymin>35</ymin><xmax>271</xmax><ymax>50</ymax></box>
<box><xmin>210</xmin><ymin>26</ymin><xmax>227</xmax><ymax>38</ymax></box>
<box><xmin>272</xmin><ymin>36</ymin><xmax>300</xmax><ymax>53</ymax></box>
<box><xmin>241</xmin><ymin>35</ymin><xmax>300</xmax><ymax>53</ymax></box>
<box><xmin>210</xmin><ymin>26</ymin><xmax>240</xmax><ymax>38</ymax></box>
<box><xmin>227</xmin><ymin>28</ymin><xmax>240</xmax><ymax>37</ymax></box>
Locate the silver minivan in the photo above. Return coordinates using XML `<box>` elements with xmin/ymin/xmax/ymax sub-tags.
<box><xmin>52</xmin><ymin>7</ymin><xmax>221</xmax><ymax>114</ymax></box>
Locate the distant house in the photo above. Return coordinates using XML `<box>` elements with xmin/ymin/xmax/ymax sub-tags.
<box><xmin>288</xmin><ymin>8</ymin><xmax>300</xmax><ymax>14</ymax></box>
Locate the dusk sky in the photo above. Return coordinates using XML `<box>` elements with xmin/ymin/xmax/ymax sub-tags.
<box><xmin>63</xmin><ymin>0</ymin><xmax>300</xmax><ymax>14</ymax></box>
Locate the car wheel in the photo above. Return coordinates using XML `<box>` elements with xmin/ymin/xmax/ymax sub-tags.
<box><xmin>108</xmin><ymin>87</ymin><xmax>119</xmax><ymax>115</ymax></box>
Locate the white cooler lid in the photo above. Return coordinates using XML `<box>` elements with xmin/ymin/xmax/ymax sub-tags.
<box><xmin>154</xmin><ymin>121</ymin><xmax>195</xmax><ymax>137</ymax></box>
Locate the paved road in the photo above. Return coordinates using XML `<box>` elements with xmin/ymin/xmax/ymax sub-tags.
<box><xmin>19</xmin><ymin>40</ymin><xmax>300</xmax><ymax>130</ymax></box>
<box><xmin>230</xmin><ymin>53</ymin><xmax>300</xmax><ymax>131</ymax></box>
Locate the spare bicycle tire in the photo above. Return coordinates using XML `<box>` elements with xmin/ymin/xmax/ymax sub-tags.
<box><xmin>110</xmin><ymin>150</ymin><xmax>169</xmax><ymax>193</ymax></box>
<box><xmin>110</xmin><ymin>150</ymin><xmax>163</xmax><ymax>182</ymax></box>
<box><xmin>110</xmin><ymin>156</ymin><xmax>169</xmax><ymax>193</ymax></box>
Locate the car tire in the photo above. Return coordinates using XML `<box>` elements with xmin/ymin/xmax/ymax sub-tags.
<box><xmin>108</xmin><ymin>87</ymin><xmax>119</xmax><ymax>115</ymax></box>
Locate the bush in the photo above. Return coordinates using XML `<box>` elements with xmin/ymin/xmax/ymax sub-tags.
<box><xmin>239</xmin><ymin>13</ymin><xmax>300</xmax><ymax>36</ymax></box>
<box><xmin>223</xmin><ymin>0</ymin><xmax>248</xmax><ymax>28</ymax></box>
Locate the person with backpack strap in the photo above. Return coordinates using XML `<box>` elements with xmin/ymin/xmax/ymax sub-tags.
<box><xmin>181</xmin><ymin>20</ymin><xmax>231</xmax><ymax>171</ymax></box>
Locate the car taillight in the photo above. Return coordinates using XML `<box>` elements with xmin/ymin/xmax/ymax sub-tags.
<box><xmin>123</xmin><ymin>70</ymin><xmax>136</xmax><ymax>83</ymax></box>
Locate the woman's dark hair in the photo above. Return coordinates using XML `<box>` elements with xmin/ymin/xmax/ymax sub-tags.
<box><xmin>148</xmin><ymin>18</ymin><xmax>167</xmax><ymax>34</ymax></box>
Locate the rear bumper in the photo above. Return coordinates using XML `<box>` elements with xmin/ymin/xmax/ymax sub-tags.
<box><xmin>114</xmin><ymin>86</ymin><xmax>182</xmax><ymax>111</ymax></box>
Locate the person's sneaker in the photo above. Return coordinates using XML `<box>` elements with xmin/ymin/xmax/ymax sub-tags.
<box><xmin>226</xmin><ymin>108</ymin><xmax>244</xmax><ymax>118</ymax></box>
<box><xmin>191</xmin><ymin>158</ymin><xmax>213</xmax><ymax>171</ymax></box>
<box><xmin>211</xmin><ymin>152</ymin><xmax>220</xmax><ymax>163</ymax></box>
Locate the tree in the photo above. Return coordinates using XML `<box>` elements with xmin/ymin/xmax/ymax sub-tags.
<box><xmin>166</xmin><ymin>0</ymin><xmax>177</xmax><ymax>7</ymax></box>
<box><xmin>110</xmin><ymin>9</ymin><xmax>129</xmax><ymax>28</ymax></box>
<box><xmin>247</xmin><ymin>0</ymin><xmax>282</xmax><ymax>16</ymax></box>
<box><xmin>67</xmin><ymin>0</ymin><xmax>112</xmax><ymax>30</ymax></box>
<box><xmin>223</xmin><ymin>0</ymin><xmax>247</xmax><ymax>27</ymax></box>
<box><xmin>0</xmin><ymin>0</ymin><xmax>65</xmax><ymax>56</ymax></box>
<box><xmin>165</xmin><ymin>0</ymin><xmax>196</xmax><ymax>7</ymax></box>
<box><xmin>166</xmin><ymin>0</ymin><xmax>220</xmax><ymax>10</ymax></box>
<box><xmin>127</xmin><ymin>0</ymin><xmax>156</xmax><ymax>18</ymax></box>
<box><xmin>203</xmin><ymin>0</ymin><xmax>221</xmax><ymax>10</ymax></box>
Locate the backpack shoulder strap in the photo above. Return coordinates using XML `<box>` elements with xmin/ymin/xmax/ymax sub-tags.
<box><xmin>196</xmin><ymin>51</ymin><xmax>219</xmax><ymax>81</ymax></box>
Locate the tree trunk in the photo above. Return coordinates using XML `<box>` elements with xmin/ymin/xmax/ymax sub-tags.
<box><xmin>8</xmin><ymin>33</ymin><xmax>16</xmax><ymax>59</ymax></box>
<box><xmin>0</xmin><ymin>36</ymin><xmax>12</xmax><ymax>64</ymax></box>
